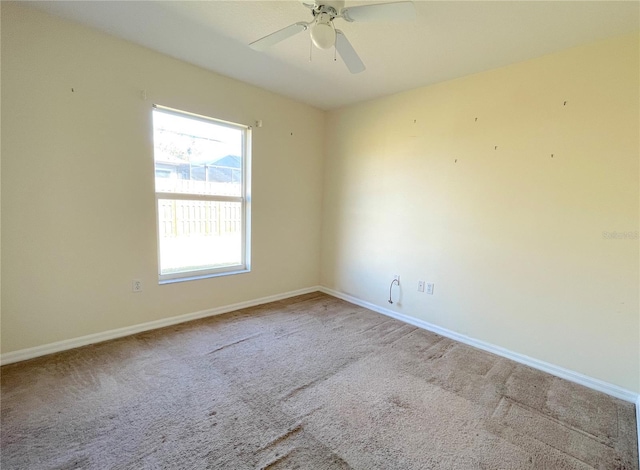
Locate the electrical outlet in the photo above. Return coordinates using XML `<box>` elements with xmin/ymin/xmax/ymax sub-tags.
<box><xmin>418</xmin><ymin>280</ymin><xmax>425</xmax><ymax>292</ymax></box>
<box><xmin>426</xmin><ymin>283</ymin><xmax>434</xmax><ymax>295</ymax></box>
<box><xmin>132</xmin><ymin>279</ymin><xmax>142</xmax><ymax>293</ymax></box>
<box><xmin>393</xmin><ymin>274</ymin><xmax>400</xmax><ymax>283</ymax></box>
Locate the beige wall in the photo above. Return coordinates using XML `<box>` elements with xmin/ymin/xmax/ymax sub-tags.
<box><xmin>1</xmin><ymin>4</ymin><xmax>324</xmax><ymax>353</ymax></box>
<box><xmin>321</xmin><ymin>33</ymin><xmax>639</xmax><ymax>392</ymax></box>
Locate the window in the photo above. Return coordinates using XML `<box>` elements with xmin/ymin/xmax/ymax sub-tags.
<box><xmin>152</xmin><ymin>105</ymin><xmax>251</xmax><ymax>282</ymax></box>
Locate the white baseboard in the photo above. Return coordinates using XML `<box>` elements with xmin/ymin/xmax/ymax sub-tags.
<box><xmin>0</xmin><ymin>286</ymin><xmax>322</xmax><ymax>366</ymax></box>
<box><xmin>319</xmin><ymin>286</ymin><xmax>639</xmax><ymax>405</ymax></box>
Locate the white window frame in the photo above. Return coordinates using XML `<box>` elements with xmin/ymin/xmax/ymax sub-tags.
<box><xmin>153</xmin><ymin>105</ymin><xmax>251</xmax><ymax>283</ymax></box>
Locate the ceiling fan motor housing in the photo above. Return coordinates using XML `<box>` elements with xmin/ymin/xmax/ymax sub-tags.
<box><xmin>310</xmin><ymin>1</ymin><xmax>345</xmax><ymax>19</ymax></box>
<box><xmin>301</xmin><ymin>0</ymin><xmax>344</xmax><ymax>17</ymax></box>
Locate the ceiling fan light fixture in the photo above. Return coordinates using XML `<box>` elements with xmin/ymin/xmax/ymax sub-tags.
<box><xmin>310</xmin><ymin>14</ymin><xmax>336</xmax><ymax>49</ymax></box>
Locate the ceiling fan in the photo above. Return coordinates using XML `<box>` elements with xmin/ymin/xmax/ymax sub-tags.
<box><xmin>249</xmin><ymin>1</ymin><xmax>416</xmax><ymax>74</ymax></box>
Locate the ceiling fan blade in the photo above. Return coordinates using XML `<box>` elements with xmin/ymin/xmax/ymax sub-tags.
<box><xmin>335</xmin><ymin>30</ymin><xmax>365</xmax><ymax>74</ymax></box>
<box><xmin>341</xmin><ymin>1</ymin><xmax>416</xmax><ymax>22</ymax></box>
<box><xmin>249</xmin><ymin>22</ymin><xmax>309</xmax><ymax>51</ymax></box>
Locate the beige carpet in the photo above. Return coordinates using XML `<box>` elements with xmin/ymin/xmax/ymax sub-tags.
<box><xmin>1</xmin><ymin>292</ymin><xmax>637</xmax><ymax>469</ymax></box>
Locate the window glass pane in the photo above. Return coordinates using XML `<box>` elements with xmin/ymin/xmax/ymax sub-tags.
<box><xmin>157</xmin><ymin>199</ymin><xmax>243</xmax><ymax>275</ymax></box>
<box><xmin>153</xmin><ymin>109</ymin><xmax>243</xmax><ymax>197</ymax></box>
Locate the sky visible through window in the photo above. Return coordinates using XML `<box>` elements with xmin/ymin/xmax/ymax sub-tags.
<box><xmin>153</xmin><ymin>111</ymin><xmax>241</xmax><ymax>164</ymax></box>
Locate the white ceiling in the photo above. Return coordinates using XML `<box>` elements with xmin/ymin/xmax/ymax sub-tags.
<box><xmin>26</xmin><ymin>0</ymin><xmax>640</xmax><ymax>110</ymax></box>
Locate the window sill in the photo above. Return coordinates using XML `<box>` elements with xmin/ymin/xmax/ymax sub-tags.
<box><xmin>159</xmin><ymin>268</ymin><xmax>250</xmax><ymax>285</ymax></box>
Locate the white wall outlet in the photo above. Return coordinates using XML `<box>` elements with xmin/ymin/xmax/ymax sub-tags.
<box><xmin>426</xmin><ymin>283</ymin><xmax>434</xmax><ymax>295</ymax></box>
<box><xmin>393</xmin><ymin>274</ymin><xmax>400</xmax><ymax>283</ymax></box>
<box><xmin>132</xmin><ymin>279</ymin><xmax>142</xmax><ymax>293</ymax></box>
<box><xmin>418</xmin><ymin>280</ymin><xmax>425</xmax><ymax>292</ymax></box>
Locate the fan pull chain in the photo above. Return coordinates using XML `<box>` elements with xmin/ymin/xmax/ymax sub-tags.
<box><xmin>334</xmin><ymin>46</ymin><xmax>337</xmax><ymax>62</ymax></box>
<box><xmin>309</xmin><ymin>37</ymin><xmax>313</xmax><ymax>62</ymax></box>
